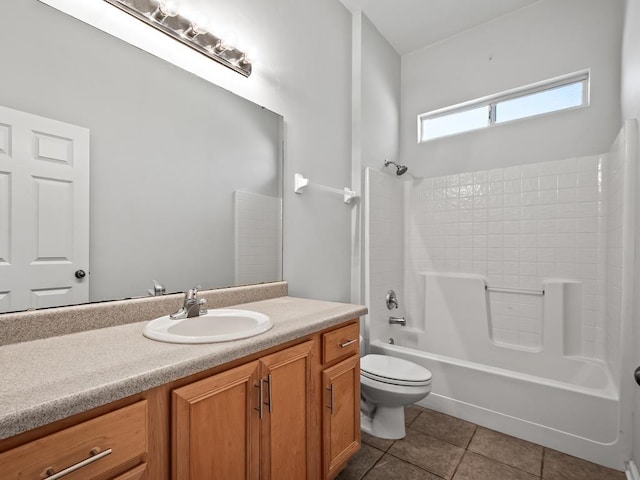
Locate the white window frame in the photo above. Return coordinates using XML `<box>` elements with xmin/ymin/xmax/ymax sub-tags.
<box><xmin>417</xmin><ymin>70</ymin><xmax>590</xmax><ymax>143</ymax></box>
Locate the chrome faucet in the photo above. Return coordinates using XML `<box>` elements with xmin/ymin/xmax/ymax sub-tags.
<box><xmin>389</xmin><ymin>316</ymin><xmax>406</xmax><ymax>326</ymax></box>
<box><xmin>170</xmin><ymin>286</ymin><xmax>207</xmax><ymax>319</ymax></box>
<box><xmin>148</xmin><ymin>279</ymin><xmax>166</xmax><ymax>296</ymax></box>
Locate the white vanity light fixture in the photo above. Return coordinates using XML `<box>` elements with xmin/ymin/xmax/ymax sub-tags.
<box><xmin>104</xmin><ymin>0</ymin><xmax>254</xmax><ymax>77</ymax></box>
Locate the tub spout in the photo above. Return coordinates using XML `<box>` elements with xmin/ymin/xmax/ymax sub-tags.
<box><xmin>389</xmin><ymin>316</ymin><xmax>406</xmax><ymax>326</ymax></box>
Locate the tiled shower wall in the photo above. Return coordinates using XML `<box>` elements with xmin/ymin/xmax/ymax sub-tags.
<box><xmin>234</xmin><ymin>191</ymin><xmax>282</xmax><ymax>286</ymax></box>
<box><xmin>366</xmin><ymin>169</ymin><xmax>404</xmax><ymax>344</ymax></box>
<box><xmin>604</xmin><ymin>130</ymin><xmax>626</xmax><ymax>385</ymax></box>
<box><xmin>368</xmin><ymin>146</ymin><xmax>628</xmax><ymax>362</ymax></box>
<box><xmin>404</xmin><ymin>156</ymin><xmax>608</xmax><ymax>358</ymax></box>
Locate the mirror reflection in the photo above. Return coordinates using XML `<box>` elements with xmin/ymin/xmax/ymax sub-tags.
<box><xmin>0</xmin><ymin>1</ymin><xmax>283</xmax><ymax>313</ymax></box>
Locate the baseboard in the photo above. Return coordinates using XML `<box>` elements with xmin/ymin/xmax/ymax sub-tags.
<box><xmin>627</xmin><ymin>460</ymin><xmax>640</xmax><ymax>480</ymax></box>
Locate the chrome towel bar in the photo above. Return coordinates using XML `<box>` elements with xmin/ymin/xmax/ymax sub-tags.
<box><xmin>485</xmin><ymin>285</ymin><xmax>545</xmax><ymax>296</ymax></box>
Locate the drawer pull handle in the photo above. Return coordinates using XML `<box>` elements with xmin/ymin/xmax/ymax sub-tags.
<box><xmin>44</xmin><ymin>448</ymin><xmax>112</xmax><ymax>479</ymax></box>
<box><xmin>340</xmin><ymin>339</ymin><xmax>357</xmax><ymax>348</ymax></box>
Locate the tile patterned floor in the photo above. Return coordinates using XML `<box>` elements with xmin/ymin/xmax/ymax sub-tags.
<box><xmin>336</xmin><ymin>405</ymin><xmax>626</xmax><ymax>480</ymax></box>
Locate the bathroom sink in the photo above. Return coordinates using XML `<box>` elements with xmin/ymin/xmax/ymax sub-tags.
<box><xmin>143</xmin><ymin>309</ymin><xmax>273</xmax><ymax>344</ymax></box>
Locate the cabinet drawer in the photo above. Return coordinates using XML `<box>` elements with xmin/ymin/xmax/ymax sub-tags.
<box><xmin>322</xmin><ymin>322</ymin><xmax>359</xmax><ymax>364</ymax></box>
<box><xmin>112</xmin><ymin>463</ymin><xmax>147</xmax><ymax>480</ymax></box>
<box><xmin>1</xmin><ymin>401</ymin><xmax>147</xmax><ymax>480</ymax></box>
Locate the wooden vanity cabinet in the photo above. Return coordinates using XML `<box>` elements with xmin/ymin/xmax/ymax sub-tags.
<box><xmin>0</xmin><ymin>401</ymin><xmax>148</xmax><ymax>480</ymax></box>
<box><xmin>0</xmin><ymin>319</ymin><xmax>361</xmax><ymax>480</ymax></box>
<box><xmin>172</xmin><ymin>340</ymin><xmax>314</xmax><ymax>480</ymax></box>
<box><xmin>320</xmin><ymin>322</ymin><xmax>361</xmax><ymax>480</ymax></box>
<box><xmin>172</xmin><ymin>320</ymin><xmax>361</xmax><ymax>480</ymax></box>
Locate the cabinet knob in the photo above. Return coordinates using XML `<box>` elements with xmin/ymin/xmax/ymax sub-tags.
<box><xmin>74</xmin><ymin>269</ymin><xmax>87</xmax><ymax>279</ymax></box>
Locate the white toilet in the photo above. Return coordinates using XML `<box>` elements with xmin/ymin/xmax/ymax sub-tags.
<box><xmin>360</xmin><ymin>354</ymin><xmax>432</xmax><ymax>439</ymax></box>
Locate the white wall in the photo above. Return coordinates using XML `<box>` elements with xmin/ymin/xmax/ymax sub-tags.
<box><xmin>621</xmin><ymin>0</ymin><xmax>640</xmax><ymax>466</ymax></box>
<box><xmin>361</xmin><ymin>14</ymin><xmax>401</xmax><ymax>171</ymax></box>
<box><xmin>622</xmin><ymin>0</ymin><xmax>640</xmax><ymax>120</ymax></box>
<box><xmin>401</xmin><ymin>0</ymin><xmax>624</xmax><ymax>178</ymax></box>
<box><xmin>357</xmin><ymin>12</ymin><xmax>402</xmax><ymax>318</ymax></box>
<box><xmin>36</xmin><ymin>0</ymin><xmax>355</xmax><ymax>302</ymax></box>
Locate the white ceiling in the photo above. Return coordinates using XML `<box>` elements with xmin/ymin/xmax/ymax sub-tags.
<box><xmin>338</xmin><ymin>0</ymin><xmax>542</xmax><ymax>55</ymax></box>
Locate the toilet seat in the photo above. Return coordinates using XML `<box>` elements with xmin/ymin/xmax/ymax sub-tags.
<box><xmin>361</xmin><ymin>354</ymin><xmax>432</xmax><ymax>387</ymax></box>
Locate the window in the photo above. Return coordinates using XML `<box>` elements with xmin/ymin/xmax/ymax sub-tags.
<box><xmin>418</xmin><ymin>71</ymin><xmax>589</xmax><ymax>142</ymax></box>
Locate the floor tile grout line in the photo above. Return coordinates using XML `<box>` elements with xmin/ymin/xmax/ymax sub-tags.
<box><xmin>358</xmin><ymin>451</ymin><xmax>384</xmax><ymax>480</ymax></box>
<box><xmin>382</xmin><ymin>450</ymin><xmax>448</xmax><ymax>479</ymax></box>
<box><xmin>464</xmin><ymin>450</ymin><xmax>542</xmax><ymax>479</ymax></box>
<box><xmin>464</xmin><ymin>424</ymin><xmax>478</xmax><ymax>449</ymax></box>
<box><xmin>448</xmin><ymin>448</ymin><xmax>467</xmax><ymax>480</ymax></box>
<box><xmin>405</xmin><ymin>424</ymin><xmax>474</xmax><ymax>451</ymax></box>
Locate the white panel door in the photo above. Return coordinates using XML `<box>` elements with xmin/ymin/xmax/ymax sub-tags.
<box><xmin>0</xmin><ymin>105</ymin><xmax>89</xmax><ymax>312</ymax></box>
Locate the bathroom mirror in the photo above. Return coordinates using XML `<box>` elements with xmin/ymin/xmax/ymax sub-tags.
<box><xmin>0</xmin><ymin>0</ymin><xmax>283</xmax><ymax>313</ymax></box>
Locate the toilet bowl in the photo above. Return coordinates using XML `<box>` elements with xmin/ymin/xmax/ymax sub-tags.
<box><xmin>360</xmin><ymin>354</ymin><xmax>432</xmax><ymax>439</ymax></box>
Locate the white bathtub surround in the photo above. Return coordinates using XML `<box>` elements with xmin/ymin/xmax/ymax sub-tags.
<box><xmin>364</xmin><ymin>121</ymin><xmax>638</xmax><ymax>470</ymax></box>
<box><xmin>371</xmin><ymin>340</ymin><xmax>619</xmax><ymax>469</ymax></box>
<box><xmin>402</xmin><ymin>155</ymin><xmax>608</xmax><ymax>359</ymax></box>
<box><xmin>604</xmin><ymin>125</ymin><xmax>632</xmax><ymax>392</ymax></box>
<box><xmin>414</xmin><ymin>273</ymin><xmax>588</xmax><ymax>362</ymax></box>
<box><xmin>364</xmin><ymin>169</ymin><xmax>406</xmax><ymax>353</ymax></box>
<box><xmin>627</xmin><ymin>460</ymin><xmax>640</xmax><ymax>480</ymax></box>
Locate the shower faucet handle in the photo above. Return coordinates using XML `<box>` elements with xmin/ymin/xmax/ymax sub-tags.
<box><xmin>386</xmin><ymin>290</ymin><xmax>399</xmax><ymax>310</ymax></box>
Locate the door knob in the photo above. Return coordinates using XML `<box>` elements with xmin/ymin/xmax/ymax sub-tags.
<box><xmin>634</xmin><ymin>366</ymin><xmax>640</xmax><ymax>386</ymax></box>
<box><xmin>75</xmin><ymin>269</ymin><xmax>87</xmax><ymax>279</ymax></box>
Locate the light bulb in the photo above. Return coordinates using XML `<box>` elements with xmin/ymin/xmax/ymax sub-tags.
<box><xmin>150</xmin><ymin>0</ymin><xmax>179</xmax><ymax>22</ymax></box>
<box><xmin>191</xmin><ymin>19</ymin><xmax>208</xmax><ymax>35</ymax></box>
<box><xmin>183</xmin><ymin>16</ymin><xmax>208</xmax><ymax>38</ymax></box>
<box><xmin>213</xmin><ymin>31</ymin><xmax>237</xmax><ymax>52</ymax></box>
<box><xmin>239</xmin><ymin>47</ymin><xmax>257</xmax><ymax>65</ymax></box>
<box><xmin>159</xmin><ymin>0</ymin><xmax>179</xmax><ymax>17</ymax></box>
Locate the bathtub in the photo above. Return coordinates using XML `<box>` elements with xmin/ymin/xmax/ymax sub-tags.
<box><xmin>370</xmin><ymin>339</ymin><xmax>622</xmax><ymax>469</ymax></box>
<box><xmin>366</xmin><ymin>273</ymin><xmax>624</xmax><ymax>469</ymax></box>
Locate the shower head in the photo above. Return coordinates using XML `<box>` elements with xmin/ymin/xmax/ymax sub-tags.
<box><xmin>384</xmin><ymin>159</ymin><xmax>408</xmax><ymax>176</ymax></box>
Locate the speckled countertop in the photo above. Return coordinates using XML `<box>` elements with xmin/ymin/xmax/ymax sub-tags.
<box><xmin>0</xmin><ymin>295</ymin><xmax>366</xmax><ymax>440</ymax></box>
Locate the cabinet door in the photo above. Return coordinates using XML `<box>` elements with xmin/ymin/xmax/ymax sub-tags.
<box><xmin>173</xmin><ymin>361</ymin><xmax>261</xmax><ymax>480</ymax></box>
<box><xmin>322</xmin><ymin>355</ymin><xmax>360</xmax><ymax>479</ymax></box>
<box><xmin>259</xmin><ymin>340</ymin><xmax>314</xmax><ymax>480</ymax></box>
